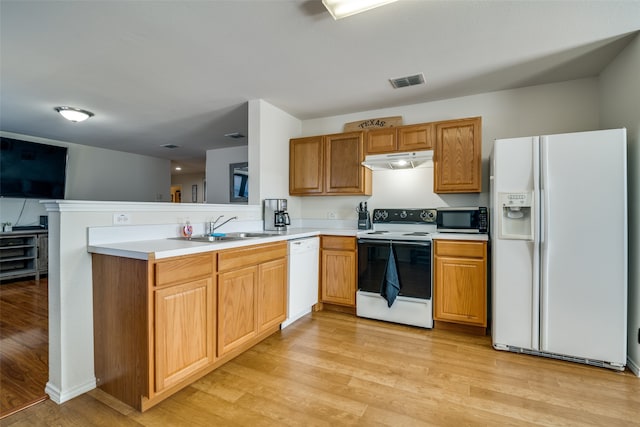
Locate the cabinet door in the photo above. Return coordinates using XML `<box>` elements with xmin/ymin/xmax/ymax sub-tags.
<box><xmin>155</xmin><ymin>277</ymin><xmax>215</xmax><ymax>392</ymax></box>
<box><xmin>217</xmin><ymin>266</ymin><xmax>257</xmax><ymax>356</ymax></box>
<box><xmin>365</xmin><ymin>128</ymin><xmax>397</xmax><ymax>154</ymax></box>
<box><xmin>321</xmin><ymin>249</ymin><xmax>356</xmax><ymax>306</ymax></box>
<box><xmin>397</xmin><ymin>123</ymin><xmax>434</xmax><ymax>151</ymax></box>
<box><xmin>325</xmin><ymin>132</ymin><xmax>371</xmax><ymax>195</ymax></box>
<box><xmin>257</xmin><ymin>258</ymin><xmax>287</xmax><ymax>333</ymax></box>
<box><xmin>434</xmin><ymin>117</ymin><xmax>482</xmax><ymax>193</ymax></box>
<box><xmin>434</xmin><ymin>254</ymin><xmax>486</xmax><ymax>326</ymax></box>
<box><xmin>290</xmin><ymin>136</ymin><xmax>324</xmax><ymax>195</ymax></box>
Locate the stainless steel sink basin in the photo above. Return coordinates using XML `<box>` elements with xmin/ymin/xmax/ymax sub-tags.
<box><xmin>169</xmin><ymin>232</ymin><xmax>279</xmax><ymax>243</ymax></box>
<box><xmin>224</xmin><ymin>232</ymin><xmax>279</xmax><ymax>238</ymax></box>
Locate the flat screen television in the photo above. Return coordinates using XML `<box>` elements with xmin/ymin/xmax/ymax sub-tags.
<box><xmin>0</xmin><ymin>137</ymin><xmax>68</xmax><ymax>199</ymax></box>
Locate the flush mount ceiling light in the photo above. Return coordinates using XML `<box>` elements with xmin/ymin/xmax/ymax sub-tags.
<box><xmin>322</xmin><ymin>0</ymin><xmax>397</xmax><ymax>20</ymax></box>
<box><xmin>54</xmin><ymin>106</ymin><xmax>94</xmax><ymax>122</ymax></box>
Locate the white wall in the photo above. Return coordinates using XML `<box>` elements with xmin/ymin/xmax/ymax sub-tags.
<box><xmin>66</xmin><ymin>144</ymin><xmax>170</xmax><ymax>202</ymax></box>
<box><xmin>297</xmin><ymin>78</ymin><xmax>600</xmax><ymax>220</ymax></box>
<box><xmin>0</xmin><ymin>198</ymin><xmax>48</xmax><ymax>228</ymax></box>
<box><xmin>205</xmin><ymin>145</ymin><xmax>248</xmax><ymax>204</ymax></box>
<box><xmin>248</xmin><ymin>99</ymin><xmax>303</xmax><ymax>217</ymax></box>
<box><xmin>599</xmin><ymin>33</ymin><xmax>640</xmax><ymax>376</ymax></box>
<box><xmin>0</xmin><ymin>131</ymin><xmax>171</xmax><ymax>225</ymax></box>
<box><xmin>171</xmin><ymin>172</ymin><xmax>205</xmax><ymax>203</ymax></box>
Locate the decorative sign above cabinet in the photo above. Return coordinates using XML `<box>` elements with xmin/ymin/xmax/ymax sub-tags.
<box><xmin>343</xmin><ymin>116</ymin><xmax>403</xmax><ymax>132</ymax></box>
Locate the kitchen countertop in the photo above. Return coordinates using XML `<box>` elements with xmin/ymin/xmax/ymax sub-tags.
<box><xmin>431</xmin><ymin>232</ymin><xmax>489</xmax><ymax>242</ymax></box>
<box><xmin>88</xmin><ymin>227</ymin><xmax>358</xmax><ymax>260</ymax></box>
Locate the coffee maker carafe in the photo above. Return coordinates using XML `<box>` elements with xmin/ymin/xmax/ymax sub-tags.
<box><xmin>263</xmin><ymin>199</ymin><xmax>290</xmax><ymax>231</ymax></box>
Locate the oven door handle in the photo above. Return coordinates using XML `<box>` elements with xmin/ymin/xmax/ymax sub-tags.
<box><xmin>357</xmin><ymin>239</ymin><xmax>431</xmax><ymax>247</ymax></box>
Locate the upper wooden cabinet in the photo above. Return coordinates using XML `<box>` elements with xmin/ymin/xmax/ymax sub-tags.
<box><xmin>365</xmin><ymin>123</ymin><xmax>434</xmax><ymax>155</ymax></box>
<box><xmin>365</xmin><ymin>127</ymin><xmax>397</xmax><ymax>154</ymax></box>
<box><xmin>290</xmin><ymin>131</ymin><xmax>371</xmax><ymax>196</ymax></box>
<box><xmin>398</xmin><ymin>123</ymin><xmax>435</xmax><ymax>151</ymax></box>
<box><xmin>434</xmin><ymin>117</ymin><xmax>482</xmax><ymax>193</ymax></box>
<box><xmin>289</xmin><ymin>135</ymin><xmax>324</xmax><ymax>195</ymax></box>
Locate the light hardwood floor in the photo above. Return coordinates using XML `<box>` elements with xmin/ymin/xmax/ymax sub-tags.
<box><xmin>2</xmin><ymin>309</ymin><xmax>640</xmax><ymax>426</ymax></box>
<box><xmin>0</xmin><ymin>278</ymin><xmax>48</xmax><ymax>418</ymax></box>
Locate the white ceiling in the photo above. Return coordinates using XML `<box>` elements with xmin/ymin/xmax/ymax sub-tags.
<box><xmin>1</xmin><ymin>1</ymin><xmax>639</xmax><ymax>174</ymax></box>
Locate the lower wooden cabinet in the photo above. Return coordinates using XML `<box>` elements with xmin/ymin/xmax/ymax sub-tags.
<box><xmin>92</xmin><ymin>241</ymin><xmax>287</xmax><ymax>412</ymax></box>
<box><xmin>320</xmin><ymin>236</ymin><xmax>356</xmax><ymax>307</ymax></box>
<box><xmin>155</xmin><ymin>277</ymin><xmax>215</xmax><ymax>392</ymax></box>
<box><xmin>258</xmin><ymin>258</ymin><xmax>288</xmax><ymax>332</ymax></box>
<box><xmin>433</xmin><ymin>240</ymin><xmax>487</xmax><ymax>329</ymax></box>
<box><xmin>217</xmin><ymin>242</ymin><xmax>288</xmax><ymax>357</ymax></box>
<box><xmin>218</xmin><ymin>266</ymin><xmax>258</xmax><ymax>356</ymax></box>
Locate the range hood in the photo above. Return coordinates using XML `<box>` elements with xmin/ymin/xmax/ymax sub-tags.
<box><xmin>361</xmin><ymin>150</ymin><xmax>433</xmax><ymax>170</ymax></box>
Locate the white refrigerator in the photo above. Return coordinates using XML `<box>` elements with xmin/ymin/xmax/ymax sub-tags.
<box><xmin>490</xmin><ymin>128</ymin><xmax>627</xmax><ymax>370</ymax></box>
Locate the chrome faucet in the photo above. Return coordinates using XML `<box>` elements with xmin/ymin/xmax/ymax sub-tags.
<box><xmin>209</xmin><ymin>215</ymin><xmax>238</xmax><ymax>234</ymax></box>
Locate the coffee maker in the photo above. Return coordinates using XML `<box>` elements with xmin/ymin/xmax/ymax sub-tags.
<box><xmin>263</xmin><ymin>199</ymin><xmax>291</xmax><ymax>232</ymax></box>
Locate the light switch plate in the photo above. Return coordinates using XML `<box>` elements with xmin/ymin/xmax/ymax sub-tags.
<box><xmin>113</xmin><ymin>213</ymin><xmax>131</xmax><ymax>225</ymax></box>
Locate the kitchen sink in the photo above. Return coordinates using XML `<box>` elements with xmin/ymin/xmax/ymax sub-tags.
<box><xmin>169</xmin><ymin>232</ymin><xmax>279</xmax><ymax>243</ymax></box>
<box><xmin>224</xmin><ymin>232</ymin><xmax>279</xmax><ymax>238</ymax></box>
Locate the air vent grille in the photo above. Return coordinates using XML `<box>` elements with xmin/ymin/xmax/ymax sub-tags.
<box><xmin>390</xmin><ymin>73</ymin><xmax>425</xmax><ymax>89</ymax></box>
<box><xmin>161</xmin><ymin>144</ymin><xmax>180</xmax><ymax>149</ymax></box>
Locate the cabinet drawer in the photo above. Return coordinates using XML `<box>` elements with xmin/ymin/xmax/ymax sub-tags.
<box><xmin>218</xmin><ymin>242</ymin><xmax>287</xmax><ymax>272</ymax></box>
<box><xmin>435</xmin><ymin>240</ymin><xmax>486</xmax><ymax>258</ymax></box>
<box><xmin>321</xmin><ymin>235</ymin><xmax>356</xmax><ymax>251</ymax></box>
<box><xmin>155</xmin><ymin>253</ymin><xmax>216</xmax><ymax>287</ymax></box>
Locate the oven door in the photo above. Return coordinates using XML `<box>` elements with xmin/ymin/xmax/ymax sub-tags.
<box><xmin>357</xmin><ymin>239</ymin><xmax>431</xmax><ymax>299</ymax></box>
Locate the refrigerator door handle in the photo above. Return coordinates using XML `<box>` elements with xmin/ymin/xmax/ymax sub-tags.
<box><xmin>539</xmin><ymin>136</ymin><xmax>551</xmax><ymax>350</ymax></box>
<box><xmin>531</xmin><ymin>137</ymin><xmax>541</xmax><ymax>350</ymax></box>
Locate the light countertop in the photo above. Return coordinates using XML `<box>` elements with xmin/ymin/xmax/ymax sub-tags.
<box><xmin>88</xmin><ymin>227</ymin><xmax>489</xmax><ymax>261</ymax></box>
<box><xmin>88</xmin><ymin>228</ymin><xmax>358</xmax><ymax>260</ymax></box>
<box><xmin>431</xmin><ymin>232</ymin><xmax>489</xmax><ymax>242</ymax></box>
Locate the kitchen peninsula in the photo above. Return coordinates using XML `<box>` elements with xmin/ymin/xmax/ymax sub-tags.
<box><xmin>88</xmin><ymin>219</ymin><xmax>356</xmax><ymax>411</ymax></box>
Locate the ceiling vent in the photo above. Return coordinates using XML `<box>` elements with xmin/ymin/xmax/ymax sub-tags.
<box><xmin>389</xmin><ymin>73</ymin><xmax>425</xmax><ymax>89</ymax></box>
<box><xmin>224</xmin><ymin>132</ymin><xmax>245</xmax><ymax>139</ymax></box>
<box><xmin>161</xmin><ymin>144</ymin><xmax>180</xmax><ymax>149</ymax></box>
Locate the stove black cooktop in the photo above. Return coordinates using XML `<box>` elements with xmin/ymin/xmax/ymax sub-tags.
<box><xmin>372</xmin><ymin>208</ymin><xmax>437</xmax><ymax>224</ymax></box>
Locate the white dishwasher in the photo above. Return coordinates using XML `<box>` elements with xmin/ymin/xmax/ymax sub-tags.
<box><xmin>281</xmin><ymin>236</ymin><xmax>319</xmax><ymax>329</ymax></box>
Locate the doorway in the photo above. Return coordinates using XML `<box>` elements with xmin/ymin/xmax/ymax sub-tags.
<box><xmin>170</xmin><ymin>185</ymin><xmax>182</xmax><ymax>203</ymax></box>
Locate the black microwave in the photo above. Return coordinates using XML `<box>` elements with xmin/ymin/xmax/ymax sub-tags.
<box><xmin>436</xmin><ymin>207</ymin><xmax>488</xmax><ymax>233</ymax></box>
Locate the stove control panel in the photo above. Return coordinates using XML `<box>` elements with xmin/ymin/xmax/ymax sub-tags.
<box><xmin>372</xmin><ymin>208</ymin><xmax>437</xmax><ymax>223</ymax></box>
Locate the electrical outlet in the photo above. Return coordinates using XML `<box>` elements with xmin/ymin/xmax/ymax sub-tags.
<box><xmin>327</xmin><ymin>211</ymin><xmax>337</xmax><ymax>219</ymax></box>
<box><xmin>113</xmin><ymin>213</ymin><xmax>131</xmax><ymax>225</ymax></box>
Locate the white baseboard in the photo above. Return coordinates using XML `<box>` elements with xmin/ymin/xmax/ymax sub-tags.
<box><xmin>627</xmin><ymin>357</ymin><xmax>640</xmax><ymax>377</ymax></box>
<box><xmin>45</xmin><ymin>378</ymin><xmax>97</xmax><ymax>404</ymax></box>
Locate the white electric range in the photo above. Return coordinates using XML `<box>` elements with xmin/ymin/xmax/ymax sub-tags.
<box><xmin>356</xmin><ymin>208</ymin><xmax>436</xmax><ymax>328</ymax></box>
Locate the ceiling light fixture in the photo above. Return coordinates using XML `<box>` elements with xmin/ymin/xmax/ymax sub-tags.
<box><xmin>322</xmin><ymin>0</ymin><xmax>397</xmax><ymax>20</ymax></box>
<box><xmin>54</xmin><ymin>106</ymin><xmax>94</xmax><ymax>122</ymax></box>
<box><xmin>175</xmin><ymin>166</ymin><xmax>182</xmax><ymax>171</ymax></box>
